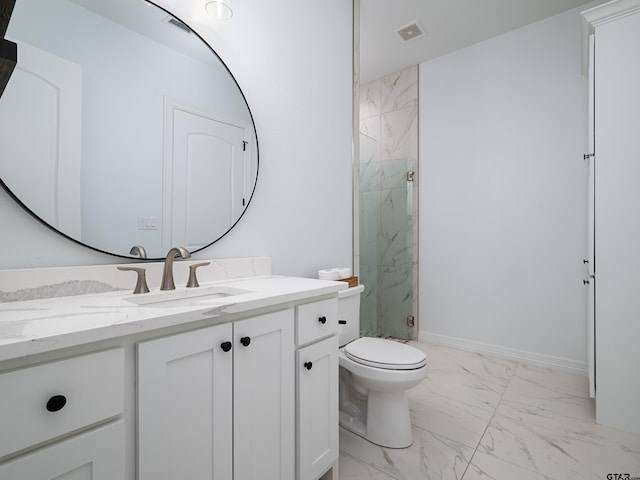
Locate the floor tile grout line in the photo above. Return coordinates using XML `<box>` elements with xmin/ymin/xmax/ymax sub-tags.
<box><xmin>458</xmin><ymin>360</ymin><xmax>567</xmax><ymax>480</ymax></box>
<box><xmin>459</xmin><ymin>360</ymin><xmax>523</xmax><ymax>479</ymax></box>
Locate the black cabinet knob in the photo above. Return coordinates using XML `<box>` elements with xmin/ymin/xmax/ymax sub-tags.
<box><xmin>46</xmin><ymin>395</ymin><xmax>67</xmax><ymax>413</ymax></box>
<box><xmin>318</xmin><ymin>316</ymin><xmax>327</xmax><ymax>324</ymax></box>
<box><xmin>240</xmin><ymin>336</ymin><xmax>251</xmax><ymax>347</ymax></box>
<box><xmin>304</xmin><ymin>361</ymin><xmax>313</xmax><ymax>370</ymax></box>
<box><xmin>220</xmin><ymin>341</ymin><xmax>232</xmax><ymax>352</ymax></box>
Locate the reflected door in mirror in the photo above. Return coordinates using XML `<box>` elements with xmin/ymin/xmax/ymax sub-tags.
<box><xmin>165</xmin><ymin>104</ymin><xmax>249</xmax><ymax>252</ymax></box>
<box><xmin>0</xmin><ymin>41</ymin><xmax>81</xmax><ymax>237</ymax></box>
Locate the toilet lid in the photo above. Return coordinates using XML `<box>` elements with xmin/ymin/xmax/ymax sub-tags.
<box><xmin>344</xmin><ymin>337</ymin><xmax>427</xmax><ymax>370</ymax></box>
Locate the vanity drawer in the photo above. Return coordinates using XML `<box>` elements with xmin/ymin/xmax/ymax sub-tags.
<box><xmin>296</xmin><ymin>298</ymin><xmax>338</xmax><ymax>346</ymax></box>
<box><xmin>0</xmin><ymin>348</ymin><xmax>124</xmax><ymax>458</ymax></box>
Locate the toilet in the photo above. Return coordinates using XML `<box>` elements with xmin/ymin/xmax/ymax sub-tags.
<box><xmin>338</xmin><ymin>285</ymin><xmax>427</xmax><ymax>448</ymax></box>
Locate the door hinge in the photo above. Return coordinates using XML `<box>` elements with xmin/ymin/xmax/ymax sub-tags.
<box><xmin>407</xmin><ymin>316</ymin><xmax>415</xmax><ymax>327</ymax></box>
<box><xmin>407</xmin><ymin>171</ymin><xmax>415</xmax><ymax>182</ymax></box>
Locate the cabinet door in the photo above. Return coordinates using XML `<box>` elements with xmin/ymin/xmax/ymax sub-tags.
<box><xmin>138</xmin><ymin>323</ymin><xmax>233</xmax><ymax>480</ymax></box>
<box><xmin>297</xmin><ymin>336</ymin><xmax>338</xmax><ymax>480</ymax></box>
<box><xmin>0</xmin><ymin>420</ymin><xmax>124</xmax><ymax>480</ymax></box>
<box><xmin>233</xmin><ymin>310</ymin><xmax>295</xmax><ymax>480</ymax></box>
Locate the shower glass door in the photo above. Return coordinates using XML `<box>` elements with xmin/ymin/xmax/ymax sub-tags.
<box><xmin>358</xmin><ymin>133</ymin><xmax>417</xmax><ymax>340</ymax></box>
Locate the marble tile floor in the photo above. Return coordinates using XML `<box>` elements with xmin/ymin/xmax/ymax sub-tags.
<box><xmin>338</xmin><ymin>341</ymin><xmax>640</xmax><ymax>480</ymax></box>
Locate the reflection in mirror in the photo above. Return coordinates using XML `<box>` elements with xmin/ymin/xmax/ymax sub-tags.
<box><xmin>0</xmin><ymin>0</ymin><xmax>258</xmax><ymax>259</ymax></box>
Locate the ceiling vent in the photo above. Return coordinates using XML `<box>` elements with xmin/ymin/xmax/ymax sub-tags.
<box><xmin>165</xmin><ymin>16</ymin><xmax>192</xmax><ymax>34</ymax></box>
<box><xmin>395</xmin><ymin>21</ymin><xmax>425</xmax><ymax>42</ymax></box>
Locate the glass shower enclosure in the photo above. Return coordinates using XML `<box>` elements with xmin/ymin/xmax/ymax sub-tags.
<box><xmin>358</xmin><ymin>133</ymin><xmax>417</xmax><ymax>340</ymax></box>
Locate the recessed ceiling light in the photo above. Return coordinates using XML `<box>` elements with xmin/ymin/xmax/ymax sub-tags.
<box><xmin>205</xmin><ymin>0</ymin><xmax>233</xmax><ymax>20</ymax></box>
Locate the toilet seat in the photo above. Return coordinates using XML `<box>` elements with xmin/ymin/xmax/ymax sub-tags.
<box><xmin>344</xmin><ymin>337</ymin><xmax>426</xmax><ymax>370</ymax></box>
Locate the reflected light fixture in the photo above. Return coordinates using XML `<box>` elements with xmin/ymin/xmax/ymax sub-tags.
<box><xmin>205</xmin><ymin>0</ymin><xmax>233</xmax><ymax>20</ymax></box>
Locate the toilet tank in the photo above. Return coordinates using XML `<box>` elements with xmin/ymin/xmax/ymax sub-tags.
<box><xmin>338</xmin><ymin>285</ymin><xmax>364</xmax><ymax>347</ymax></box>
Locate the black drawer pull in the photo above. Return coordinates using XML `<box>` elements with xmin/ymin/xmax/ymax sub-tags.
<box><xmin>304</xmin><ymin>362</ymin><xmax>313</xmax><ymax>370</ymax></box>
<box><xmin>46</xmin><ymin>395</ymin><xmax>67</xmax><ymax>413</ymax></box>
<box><xmin>240</xmin><ymin>336</ymin><xmax>251</xmax><ymax>347</ymax></box>
<box><xmin>318</xmin><ymin>316</ymin><xmax>327</xmax><ymax>325</ymax></box>
<box><xmin>220</xmin><ymin>341</ymin><xmax>232</xmax><ymax>352</ymax></box>
<box><xmin>338</xmin><ymin>320</ymin><xmax>347</xmax><ymax>325</ymax></box>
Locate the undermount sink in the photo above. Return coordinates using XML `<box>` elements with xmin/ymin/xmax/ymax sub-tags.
<box><xmin>123</xmin><ymin>285</ymin><xmax>253</xmax><ymax>306</ymax></box>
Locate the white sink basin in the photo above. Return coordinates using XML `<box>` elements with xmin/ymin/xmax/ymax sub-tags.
<box><xmin>124</xmin><ymin>285</ymin><xmax>253</xmax><ymax>306</ymax></box>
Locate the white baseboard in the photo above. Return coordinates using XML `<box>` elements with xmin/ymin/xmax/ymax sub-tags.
<box><xmin>418</xmin><ymin>331</ymin><xmax>588</xmax><ymax>376</ymax></box>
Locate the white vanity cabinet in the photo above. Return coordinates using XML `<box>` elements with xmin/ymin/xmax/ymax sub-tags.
<box><xmin>0</xmin><ymin>348</ymin><xmax>125</xmax><ymax>480</ymax></box>
<box><xmin>295</xmin><ymin>299</ymin><xmax>339</xmax><ymax>480</ymax></box>
<box><xmin>138</xmin><ymin>309</ymin><xmax>295</xmax><ymax>480</ymax></box>
<box><xmin>0</xmin><ymin>269</ymin><xmax>344</xmax><ymax>480</ymax></box>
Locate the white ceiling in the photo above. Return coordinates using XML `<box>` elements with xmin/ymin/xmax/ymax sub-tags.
<box><xmin>359</xmin><ymin>0</ymin><xmax>600</xmax><ymax>84</ymax></box>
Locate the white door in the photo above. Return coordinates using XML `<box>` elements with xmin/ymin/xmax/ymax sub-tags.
<box><xmin>233</xmin><ymin>310</ymin><xmax>295</xmax><ymax>480</ymax></box>
<box><xmin>163</xmin><ymin>100</ymin><xmax>247</xmax><ymax>251</ymax></box>
<box><xmin>137</xmin><ymin>323</ymin><xmax>234</xmax><ymax>480</ymax></box>
<box><xmin>297</xmin><ymin>336</ymin><xmax>338</xmax><ymax>480</ymax></box>
<box><xmin>0</xmin><ymin>41</ymin><xmax>81</xmax><ymax>237</ymax></box>
<box><xmin>0</xmin><ymin>421</ymin><xmax>124</xmax><ymax>480</ymax></box>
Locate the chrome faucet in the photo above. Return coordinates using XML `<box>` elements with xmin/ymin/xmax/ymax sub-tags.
<box><xmin>160</xmin><ymin>247</ymin><xmax>191</xmax><ymax>290</ymax></box>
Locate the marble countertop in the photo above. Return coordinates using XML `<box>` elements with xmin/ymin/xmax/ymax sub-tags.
<box><xmin>0</xmin><ymin>275</ymin><xmax>347</xmax><ymax>362</ymax></box>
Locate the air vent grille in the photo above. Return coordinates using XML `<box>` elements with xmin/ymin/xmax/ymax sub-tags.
<box><xmin>395</xmin><ymin>21</ymin><xmax>425</xmax><ymax>42</ymax></box>
<box><xmin>167</xmin><ymin>17</ymin><xmax>192</xmax><ymax>34</ymax></box>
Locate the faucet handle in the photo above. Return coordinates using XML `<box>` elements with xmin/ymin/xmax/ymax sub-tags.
<box><xmin>186</xmin><ymin>262</ymin><xmax>211</xmax><ymax>288</ymax></box>
<box><xmin>117</xmin><ymin>266</ymin><xmax>150</xmax><ymax>294</ymax></box>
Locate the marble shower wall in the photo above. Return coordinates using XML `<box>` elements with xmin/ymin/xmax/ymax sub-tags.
<box><xmin>358</xmin><ymin>66</ymin><xmax>418</xmax><ymax>339</ymax></box>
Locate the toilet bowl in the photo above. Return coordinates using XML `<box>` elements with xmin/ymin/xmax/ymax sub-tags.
<box><xmin>338</xmin><ymin>285</ymin><xmax>427</xmax><ymax>448</ymax></box>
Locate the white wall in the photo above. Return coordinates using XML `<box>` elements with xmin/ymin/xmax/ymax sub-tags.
<box><xmin>0</xmin><ymin>0</ymin><xmax>354</xmax><ymax>277</ymax></box>
<box><xmin>419</xmin><ymin>6</ymin><xmax>589</xmax><ymax>365</ymax></box>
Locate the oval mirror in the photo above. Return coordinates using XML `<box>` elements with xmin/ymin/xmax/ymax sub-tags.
<box><xmin>0</xmin><ymin>0</ymin><xmax>258</xmax><ymax>259</ymax></box>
